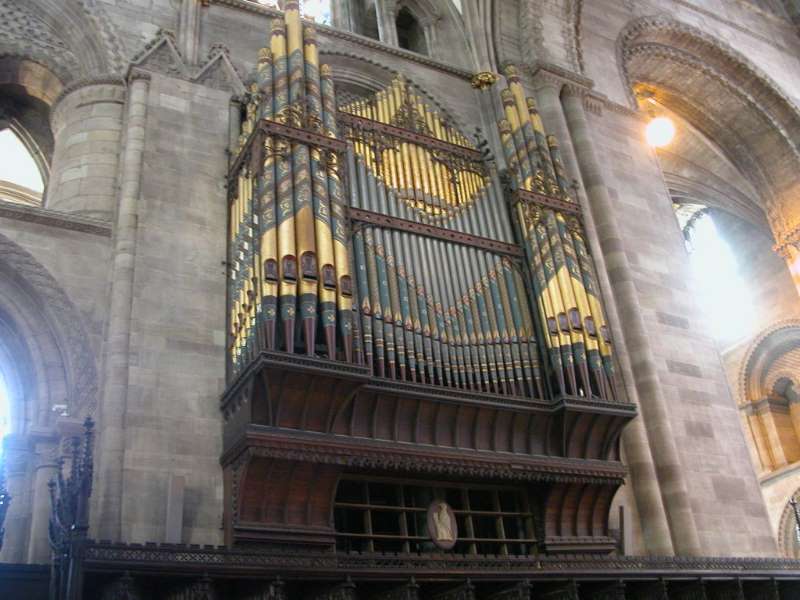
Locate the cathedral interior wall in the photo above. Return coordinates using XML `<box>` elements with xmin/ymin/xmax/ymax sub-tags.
<box><xmin>1</xmin><ymin>0</ymin><xmax>800</xmax><ymax>562</ymax></box>
<box><xmin>116</xmin><ymin>73</ymin><xmax>230</xmax><ymax>544</ymax></box>
<box><xmin>584</xmin><ymin>106</ymin><xmax>776</xmax><ymax>555</ymax></box>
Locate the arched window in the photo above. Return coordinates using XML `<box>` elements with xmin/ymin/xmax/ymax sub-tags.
<box><xmin>396</xmin><ymin>7</ymin><xmax>428</xmax><ymax>54</ymax></box>
<box><xmin>0</xmin><ymin>128</ymin><xmax>45</xmax><ymax>206</ymax></box>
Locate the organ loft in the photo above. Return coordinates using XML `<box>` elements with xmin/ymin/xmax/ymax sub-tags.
<box><xmin>2</xmin><ymin>0</ymin><xmax>800</xmax><ymax>598</ymax></box>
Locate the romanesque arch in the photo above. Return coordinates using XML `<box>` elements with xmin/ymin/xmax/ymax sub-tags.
<box><xmin>617</xmin><ymin>14</ymin><xmax>800</xmax><ymax>238</ymax></box>
<box><xmin>0</xmin><ymin>0</ymin><xmax>125</xmax><ymax>83</ymax></box>
<box><xmin>0</xmin><ymin>232</ymin><xmax>98</xmax><ymax>563</ymax></box>
<box><xmin>740</xmin><ymin>320</ymin><xmax>800</xmax><ymax>407</ymax></box>
<box><xmin>0</xmin><ymin>232</ymin><xmax>98</xmax><ymax>424</ymax></box>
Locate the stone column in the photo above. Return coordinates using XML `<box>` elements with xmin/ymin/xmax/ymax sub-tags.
<box><xmin>94</xmin><ymin>71</ymin><xmax>150</xmax><ymax>541</ymax></box>
<box><xmin>560</xmin><ymin>84</ymin><xmax>703</xmax><ymax>556</ymax></box>
<box><xmin>420</xmin><ymin>16</ymin><xmax>438</xmax><ymax>55</ymax></box>
<box><xmin>531</xmin><ymin>72</ymin><xmax>674</xmax><ymax>556</ymax></box>
<box><xmin>178</xmin><ymin>0</ymin><xmax>202</xmax><ymax>66</ymax></box>
<box><xmin>375</xmin><ymin>0</ymin><xmax>399</xmax><ymax>47</ymax></box>
<box><xmin>331</xmin><ymin>0</ymin><xmax>353</xmax><ymax>31</ymax></box>
<box><xmin>26</xmin><ymin>437</ymin><xmax>58</xmax><ymax>564</ymax></box>
<box><xmin>47</xmin><ymin>80</ymin><xmax>125</xmax><ymax>221</ymax></box>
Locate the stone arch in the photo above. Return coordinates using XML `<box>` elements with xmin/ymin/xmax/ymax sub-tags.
<box><xmin>0</xmin><ymin>57</ymin><xmax>61</xmax><ymax>203</ymax></box>
<box><xmin>739</xmin><ymin>320</ymin><xmax>800</xmax><ymax>407</ymax></box>
<box><xmin>616</xmin><ymin>14</ymin><xmax>800</xmax><ymax>237</ymax></box>
<box><xmin>0</xmin><ymin>232</ymin><xmax>98</xmax><ymax>427</ymax></box>
<box><xmin>0</xmin><ymin>0</ymin><xmax>125</xmax><ymax>84</ymax></box>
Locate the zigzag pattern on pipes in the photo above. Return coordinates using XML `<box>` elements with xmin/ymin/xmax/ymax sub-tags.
<box><xmin>227</xmin><ymin>4</ymin><xmax>354</xmax><ymax>375</ymax></box>
<box><xmin>340</xmin><ymin>77</ymin><xmax>513</xmax><ymax>240</ymax></box>
<box><xmin>348</xmin><ymin>143</ymin><xmax>543</xmax><ymax>397</ymax></box>
<box><xmin>497</xmin><ymin>65</ymin><xmax>617</xmax><ymax>402</ymax></box>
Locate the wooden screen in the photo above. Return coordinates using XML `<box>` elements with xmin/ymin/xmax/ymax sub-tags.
<box><xmin>333</xmin><ymin>476</ymin><xmax>538</xmax><ymax>556</ymax></box>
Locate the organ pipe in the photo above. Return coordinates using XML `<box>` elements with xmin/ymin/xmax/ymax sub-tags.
<box><xmin>227</xmin><ymin>7</ymin><xmax>352</xmax><ymax>374</ymax></box>
<box><xmin>497</xmin><ymin>65</ymin><xmax>617</xmax><ymax>401</ymax></box>
<box><xmin>226</xmin><ymin>21</ymin><xmax>613</xmax><ymax>405</ymax></box>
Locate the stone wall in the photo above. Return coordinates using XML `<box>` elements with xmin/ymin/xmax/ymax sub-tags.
<box><xmin>1</xmin><ymin>0</ymin><xmax>799</xmax><ymax>558</ymax></box>
<box><xmin>118</xmin><ymin>73</ymin><xmax>229</xmax><ymax>544</ymax></box>
<box><xmin>584</xmin><ymin>105</ymin><xmax>776</xmax><ymax>555</ymax></box>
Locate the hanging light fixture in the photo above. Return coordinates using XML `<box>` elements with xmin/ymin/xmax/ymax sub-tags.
<box><xmin>646</xmin><ymin>116</ymin><xmax>676</xmax><ymax>148</ymax></box>
<box><xmin>637</xmin><ymin>89</ymin><xmax>676</xmax><ymax>148</ymax></box>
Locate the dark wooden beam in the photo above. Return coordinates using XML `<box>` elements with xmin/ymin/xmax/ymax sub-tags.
<box><xmin>347</xmin><ymin>207</ymin><xmax>523</xmax><ymax>257</ymax></box>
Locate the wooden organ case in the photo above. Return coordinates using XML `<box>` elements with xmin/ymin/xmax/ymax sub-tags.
<box><xmin>221</xmin><ymin>5</ymin><xmax>635</xmax><ymax>562</ymax></box>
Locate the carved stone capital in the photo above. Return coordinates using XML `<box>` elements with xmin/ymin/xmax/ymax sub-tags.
<box><xmin>531</xmin><ymin>69</ymin><xmax>565</xmax><ymax>93</ymax></box>
<box><xmin>528</xmin><ymin>62</ymin><xmax>593</xmax><ymax>94</ymax></box>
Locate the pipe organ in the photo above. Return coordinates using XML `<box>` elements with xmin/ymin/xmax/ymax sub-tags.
<box><xmin>227</xmin><ymin>1</ymin><xmax>352</xmax><ymax>373</ymax></box>
<box><xmin>338</xmin><ymin>77</ymin><xmax>544</xmax><ymax>397</ymax></box>
<box><xmin>497</xmin><ymin>65</ymin><xmax>617</xmax><ymax>403</ymax></box>
<box><xmin>222</xmin><ymin>5</ymin><xmax>634</xmax><ymax>561</ymax></box>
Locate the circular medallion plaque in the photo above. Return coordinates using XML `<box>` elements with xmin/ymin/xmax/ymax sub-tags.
<box><xmin>426</xmin><ymin>500</ymin><xmax>457</xmax><ymax>550</ymax></box>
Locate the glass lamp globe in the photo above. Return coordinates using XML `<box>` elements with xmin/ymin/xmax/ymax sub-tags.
<box><xmin>645</xmin><ymin>116</ymin><xmax>676</xmax><ymax>148</ymax></box>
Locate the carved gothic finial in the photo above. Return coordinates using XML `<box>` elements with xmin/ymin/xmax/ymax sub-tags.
<box><xmin>470</xmin><ymin>71</ymin><xmax>499</xmax><ymax>90</ymax></box>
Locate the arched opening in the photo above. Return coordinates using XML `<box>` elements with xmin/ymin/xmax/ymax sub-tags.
<box><xmin>740</xmin><ymin>324</ymin><xmax>800</xmax><ymax>473</ymax></box>
<box><xmin>0</xmin><ymin>58</ymin><xmax>60</xmax><ymax>208</ymax></box>
<box><xmin>620</xmin><ymin>16</ymin><xmax>800</xmax><ymax>250</ymax></box>
<box><xmin>396</xmin><ymin>7</ymin><xmax>428</xmax><ymax>54</ymax></box>
<box><xmin>649</xmin><ymin>100</ymin><xmax>795</xmax><ymax>352</ymax></box>
<box><xmin>0</xmin><ymin>128</ymin><xmax>45</xmax><ymax>206</ymax></box>
<box><xmin>779</xmin><ymin>491</ymin><xmax>800</xmax><ymax>558</ymax></box>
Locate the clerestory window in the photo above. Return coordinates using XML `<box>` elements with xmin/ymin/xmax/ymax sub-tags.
<box><xmin>396</xmin><ymin>7</ymin><xmax>428</xmax><ymax>55</ymax></box>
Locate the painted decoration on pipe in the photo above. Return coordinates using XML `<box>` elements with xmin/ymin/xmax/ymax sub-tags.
<box><xmin>339</xmin><ymin>78</ymin><xmax>543</xmax><ymax>397</ymax></box>
<box><xmin>496</xmin><ymin>65</ymin><xmax>617</xmax><ymax>402</ymax></box>
<box><xmin>227</xmin><ymin>3</ymin><xmax>352</xmax><ymax>375</ymax></box>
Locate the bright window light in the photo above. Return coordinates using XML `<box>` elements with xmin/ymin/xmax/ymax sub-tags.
<box><xmin>645</xmin><ymin>116</ymin><xmax>675</xmax><ymax>148</ymax></box>
<box><xmin>0</xmin><ymin>373</ymin><xmax>8</xmax><ymax>459</ymax></box>
<box><xmin>687</xmin><ymin>213</ymin><xmax>754</xmax><ymax>343</ymax></box>
<box><xmin>256</xmin><ymin>1</ymin><xmax>332</xmax><ymax>24</ymax></box>
<box><xmin>301</xmin><ymin>0</ymin><xmax>331</xmax><ymax>23</ymax></box>
<box><xmin>0</xmin><ymin>129</ymin><xmax>44</xmax><ymax>193</ymax></box>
